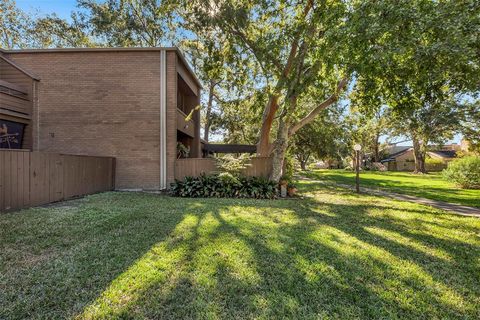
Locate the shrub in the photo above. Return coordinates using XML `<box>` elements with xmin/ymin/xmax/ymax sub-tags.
<box><xmin>170</xmin><ymin>174</ymin><xmax>278</xmax><ymax>199</ymax></box>
<box><xmin>216</xmin><ymin>154</ymin><xmax>252</xmax><ymax>175</ymax></box>
<box><xmin>425</xmin><ymin>157</ymin><xmax>444</xmax><ymax>166</ymax></box>
<box><xmin>425</xmin><ymin>157</ymin><xmax>447</xmax><ymax>171</ymax></box>
<box><xmin>282</xmin><ymin>154</ymin><xmax>295</xmax><ymax>181</ymax></box>
<box><xmin>442</xmin><ymin>156</ymin><xmax>480</xmax><ymax>189</ymax></box>
<box><xmin>177</xmin><ymin>142</ymin><xmax>190</xmax><ymax>159</ymax></box>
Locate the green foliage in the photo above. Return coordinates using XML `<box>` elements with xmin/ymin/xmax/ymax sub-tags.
<box><xmin>3</xmin><ymin>189</ymin><xmax>480</xmax><ymax>318</ymax></box>
<box><xmin>216</xmin><ymin>154</ymin><xmax>252</xmax><ymax>176</ymax></box>
<box><xmin>461</xmin><ymin>101</ymin><xmax>480</xmax><ymax>154</ymax></box>
<box><xmin>0</xmin><ymin>0</ymin><xmax>32</xmax><ymax>48</ymax></box>
<box><xmin>425</xmin><ymin>157</ymin><xmax>444</xmax><ymax>166</ymax></box>
<box><xmin>290</xmin><ymin>106</ymin><xmax>347</xmax><ymax>169</ymax></box>
<box><xmin>443</xmin><ymin>156</ymin><xmax>480</xmax><ymax>189</ymax></box>
<box><xmin>281</xmin><ymin>154</ymin><xmax>295</xmax><ymax>181</ymax></box>
<box><xmin>218</xmin><ymin>172</ymin><xmax>240</xmax><ymax>185</ymax></box>
<box><xmin>308</xmin><ymin>169</ymin><xmax>480</xmax><ymax>208</ymax></box>
<box><xmin>170</xmin><ymin>174</ymin><xmax>277</xmax><ymax>199</ymax></box>
<box><xmin>176</xmin><ymin>142</ymin><xmax>190</xmax><ymax>159</ymax></box>
<box><xmin>211</xmin><ymin>90</ymin><xmax>266</xmax><ymax>144</ymax></box>
<box><xmin>32</xmin><ymin>13</ymin><xmax>94</xmax><ymax>48</ymax></box>
<box><xmin>78</xmin><ymin>0</ymin><xmax>176</xmax><ymax>47</ymax></box>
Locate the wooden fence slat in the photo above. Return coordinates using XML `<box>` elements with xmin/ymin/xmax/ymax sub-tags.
<box><xmin>0</xmin><ymin>152</ymin><xmax>3</xmax><ymax>211</ymax></box>
<box><xmin>11</xmin><ymin>151</ymin><xmax>19</xmax><ymax>210</ymax></box>
<box><xmin>22</xmin><ymin>152</ymin><xmax>30</xmax><ymax>208</ymax></box>
<box><xmin>4</xmin><ymin>151</ymin><xmax>12</xmax><ymax>210</ymax></box>
<box><xmin>0</xmin><ymin>152</ymin><xmax>5</xmax><ymax>211</ymax></box>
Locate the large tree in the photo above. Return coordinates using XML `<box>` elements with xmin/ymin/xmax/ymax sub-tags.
<box><xmin>387</xmin><ymin>88</ymin><xmax>461</xmax><ymax>173</ymax></box>
<box><xmin>185</xmin><ymin>0</ymin><xmax>354</xmax><ymax>180</ymax></box>
<box><xmin>184</xmin><ymin>0</ymin><xmax>480</xmax><ymax>181</ymax></box>
<box><xmin>348</xmin><ymin>0</ymin><xmax>480</xmax><ymax>173</ymax></box>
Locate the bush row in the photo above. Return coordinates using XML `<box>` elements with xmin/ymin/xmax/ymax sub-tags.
<box><xmin>170</xmin><ymin>173</ymin><xmax>278</xmax><ymax>199</ymax></box>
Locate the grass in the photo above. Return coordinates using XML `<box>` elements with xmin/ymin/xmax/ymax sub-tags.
<box><xmin>1</xmin><ymin>184</ymin><xmax>479</xmax><ymax>319</ymax></box>
<box><xmin>304</xmin><ymin>169</ymin><xmax>480</xmax><ymax>208</ymax></box>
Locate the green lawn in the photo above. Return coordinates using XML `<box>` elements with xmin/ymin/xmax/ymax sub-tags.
<box><xmin>304</xmin><ymin>169</ymin><xmax>480</xmax><ymax>208</ymax></box>
<box><xmin>1</xmin><ymin>185</ymin><xmax>479</xmax><ymax>319</ymax></box>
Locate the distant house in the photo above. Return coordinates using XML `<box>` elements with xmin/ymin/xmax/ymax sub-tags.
<box><xmin>381</xmin><ymin>144</ymin><xmax>461</xmax><ymax>171</ymax></box>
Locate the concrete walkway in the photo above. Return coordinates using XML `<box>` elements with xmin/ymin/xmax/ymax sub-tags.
<box><xmin>301</xmin><ymin>177</ymin><xmax>480</xmax><ymax>218</ymax></box>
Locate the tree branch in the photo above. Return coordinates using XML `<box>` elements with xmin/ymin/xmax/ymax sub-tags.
<box><xmin>289</xmin><ymin>77</ymin><xmax>348</xmax><ymax>137</ymax></box>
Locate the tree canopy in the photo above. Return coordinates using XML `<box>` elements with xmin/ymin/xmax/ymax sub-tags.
<box><xmin>1</xmin><ymin>0</ymin><xmax>479</xmax><ymax>178</ymax></box>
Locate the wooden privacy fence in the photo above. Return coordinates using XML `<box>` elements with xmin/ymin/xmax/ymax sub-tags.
<box><xmin>1</xmin><ymin>150</ymin><xmax>115</xmax><ymax>212</ymax></box>
<box><xmin>175</xmin><ymin>157</ymin><xmax>273</xmax><ymax>181</ymax></box>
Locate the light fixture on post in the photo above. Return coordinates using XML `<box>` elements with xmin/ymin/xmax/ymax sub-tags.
<box><xmin>353</xmin><ymin>144</ymin><xmax>362</xmax><ymax>193</ymax></box>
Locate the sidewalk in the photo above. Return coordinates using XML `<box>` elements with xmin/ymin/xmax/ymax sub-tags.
<box><xmin>302</xmin><ymin>177</ymin><xmax>480</xmax><ymax>218</ymax></box>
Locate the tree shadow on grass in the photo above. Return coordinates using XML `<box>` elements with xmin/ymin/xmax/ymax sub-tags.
<box><xmin>0</xmin><ymin>192</ymin><xmax>191</xmax><ymax>320</ymax></box>
<box><xmin>304</xmin><ymin>172</ymin><xmax>480</xmax><ymax>208</ymax></box>
<box><xmin>74</xmin><ymin>188</ymin><xmax>480</xmax><ymax>319</ymax></box>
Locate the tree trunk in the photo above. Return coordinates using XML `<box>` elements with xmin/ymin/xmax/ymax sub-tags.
<box><xmin>373</xmin><ymin>131</ymin><xmax>380</xmax><ymax>163</ymax></box>
<box><xmin>270</xmin><ymin>119</ymin><xmax>289</xmax><ymax>181</ymax></box>
<box><xmin>257</xmin><ymin>95</ymin><xmax>279</xmax><ymax>156</ymax></box>
<box><xmin>300</xmin><ymin>160</ymin><xmax>307</xmax><ymax>171</ymax></box>
<box><xmin>412</xmin><ymin>136</ymin><xmax>427</xmax><ymax>173</ymax></box>
<box><xmin>203</xmin><ymin>80</ymin><xmax>215</xmax><ymax>142</ymax></box>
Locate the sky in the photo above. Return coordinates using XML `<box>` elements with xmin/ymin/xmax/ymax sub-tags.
<box><xmin>13</xmin><ymin>0</ymin><xmax>464</xmax><ymax>146</ymax></box>
<box><xmin>16</xmin><ymin>0</ymin><xmax>77</xmax><ymax>19</ymax></box>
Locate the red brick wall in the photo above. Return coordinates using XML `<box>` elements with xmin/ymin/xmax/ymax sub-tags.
<box><xmin>6</xmin><ymin>51</ymin><xmax>162</xmax><ymax>189</ymax></box>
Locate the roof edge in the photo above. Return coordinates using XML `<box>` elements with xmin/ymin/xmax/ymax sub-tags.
<box><xmin>0</xmin><ymin>55</ymin><xmax>41</xmax><ymax>81</ymax></box>
<box><xmin>2</xmin><ymin>46</ymin><xmax>203</xmax><ymax>89</ymax></box>
<box><xmin>1</xmin><ymin>46</ymin><xmax>178</xmax><ymax>54</ymax></box>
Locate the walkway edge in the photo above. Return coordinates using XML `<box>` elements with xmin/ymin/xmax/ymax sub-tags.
<box><xmin>301</xmin><ymin>177</ymin><xmax>480</xmax><ymax>218</ymax></box>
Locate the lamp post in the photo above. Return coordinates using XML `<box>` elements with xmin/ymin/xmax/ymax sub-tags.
<box><xmin>353</xmin><ymin>144</ymin><xmax>362</xmax><ymax>193</ymax></box>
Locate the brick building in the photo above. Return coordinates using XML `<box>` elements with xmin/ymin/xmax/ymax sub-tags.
<box><xmin>0</xmin><ymin>47</ymin><xmax>202</xmax><ymax>190</ymax></box>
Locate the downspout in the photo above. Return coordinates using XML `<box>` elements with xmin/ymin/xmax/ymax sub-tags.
<box><xmin>159</xmin><ymin>50</ymin><xmax>167</xmax><ymax>189</ymax></box>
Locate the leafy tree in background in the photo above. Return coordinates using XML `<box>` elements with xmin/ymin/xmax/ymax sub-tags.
<box><xmin>348</xmin><ymin>0</ymin><xmax>480</xmax><ymax>173</ymax></box>
<box><xmin>78</xmin><ymin>0</ymin><xmax>177</xmax><ymax>47</ymax></box>
<box><xmin>32</xmin><ymin>13</ymin><xmax>94</xmax><ymax>48</ymax></box>
<box><xmin>461</xmin><ymin>100</ymin><xmax>480</xmax><ymax>154</ymax></box>
<box><xmin>0</xmin><ymin>0</ymin><xmax>32</xmax><ymax>49</ymax></box>
<box><xmin>290</xmin><ymin>106</ymin><xmax>347</xmax><ymax>170</ymax></box>
<box><xmin>177</xmin><ymin>35</ymin><xmax>257</xmax><ymax>143</ymax></box>
<box><xmin>178</xmin><ymin>38</ymin><xmax>228</xmax><ymax>142</ymax></box>
<box><xmin>349</xmin><ymin>78</ymin><xmax>389</xmax><ymax>163</ymax></box>
<box><xmin>210</xmin><ymin>90</ymin><xmax>267</xmax><ymax>144</ymax></box>
<box><xmin>386</xmin><ymin>86</ymin><xmax>462</xmax><ymax>173</ymax></box>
